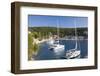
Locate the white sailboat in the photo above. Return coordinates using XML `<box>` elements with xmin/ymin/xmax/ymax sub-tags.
<box><xmin>49</xmin><ymin>19</ymin><xmax>65</xmax><ymax>53</ymax></box>
<box><xmin>65</xmin><ymin>18</ymin><xmax>80</xmax><ymax>59</ymax></box>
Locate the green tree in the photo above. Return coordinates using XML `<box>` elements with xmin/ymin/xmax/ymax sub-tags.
<box><xmin>28</xmin><ymin>33</ymin><xmax>39</xmax><ymax>60</ymax></box>
<box><xmin>32</xmin><ymin>32</ymin><xmax>39</xmax><ymax>39</ymax></box>
<box><xmin>28</xmin><ymin>33</ymin><xmax>33</xmax><ymax>60</ymax></box>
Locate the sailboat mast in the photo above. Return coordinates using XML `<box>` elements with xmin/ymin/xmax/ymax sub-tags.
<box><xmin>74</xmin><ymin>18</ymin><xmax>78</xmax><ymax>49</ymax></box>
<box><xmin>57</xmin><ymin>19</ymin><xmax>59</xmax><ymax>44</ymax></box>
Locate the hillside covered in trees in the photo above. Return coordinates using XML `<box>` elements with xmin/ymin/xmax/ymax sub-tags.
<box><xmin>28</xmin><ymin>27</ymin><xmax>88</xmax><ymax>39</ymax></box>
<box><xmin>28</xmin><ymin>27</ymin><xmax>88</xmax><ymax>60</ymax></box>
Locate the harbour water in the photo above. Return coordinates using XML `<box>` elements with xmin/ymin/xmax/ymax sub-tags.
<box><xmin>33</xmin><ymin>40</ymin><xmax>88</xmax><ymax>60</ymax></box>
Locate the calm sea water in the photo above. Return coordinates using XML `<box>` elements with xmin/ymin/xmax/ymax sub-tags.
<box><xmin>33</xmin><ymin>40</ymin><xmax>88</xmax><ymax>60</ymax></box>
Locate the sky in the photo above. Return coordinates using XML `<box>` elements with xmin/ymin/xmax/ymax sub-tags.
<box><xmin>28</xmin><ymin>15</ymin><xmax>88</xmax><ymax>28</ymax></box>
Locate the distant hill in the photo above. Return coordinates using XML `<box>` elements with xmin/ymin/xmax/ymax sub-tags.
<box><xmin>28</xmin><ymin>27</ymin><xmax>88</xmax><ymax>38</ymax></box>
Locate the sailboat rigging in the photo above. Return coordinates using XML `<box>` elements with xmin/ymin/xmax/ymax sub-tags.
<box><xmin>49</xmin><ymin>19</ymin><xmax>65</xmax><ymax>53</ymax></box>
<box><xmin>65</xmin><ymin>18</ymin><xmax>81</xmax><ymax>59</ymax></box>
<box><xmin>47</xmin><ymin>32</ymin><xmax>54</xmax><ymax>46</ymax></box>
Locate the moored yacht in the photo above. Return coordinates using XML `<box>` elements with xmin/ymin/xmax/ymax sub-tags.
<box><xmin>65</xmin><ymin>18</ymin><xmax>81</xmax><ymax>59</ymax></box>
<box><xmin>66</xmin><ymin>48</ymin><xmax>80</xmax><ymax>59</ymax></box>
<box><xmin>49</xmin><ymin>19</ymin><xmax>65</xmax><ymax>53</ymax></box>
<box><xmin>49</xmin><ymin>40</ymin><xmax>64</xmax><ymax>53</ymax></box>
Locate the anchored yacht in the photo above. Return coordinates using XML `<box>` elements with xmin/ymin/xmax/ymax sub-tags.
<box><xmin>49</xmin><ymin>19</ymin><xmax>65</xmax><ymax>53</ymax></box>
<box><xmin>65</xmin><ymin>19</ymin><xmax>81</xmax><ymax>59</ymax></box>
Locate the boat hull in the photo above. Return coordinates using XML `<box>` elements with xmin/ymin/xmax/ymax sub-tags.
<box><xmin>66</xmin><ymin>50</ymin><xmax>80</xmax><ymax>59</ymax></box>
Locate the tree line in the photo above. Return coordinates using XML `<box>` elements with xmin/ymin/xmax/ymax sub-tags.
<box><xmin>29</xmin><ymin>27</ymin><xmax>88</xmax><ymax>39</ymax></box>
